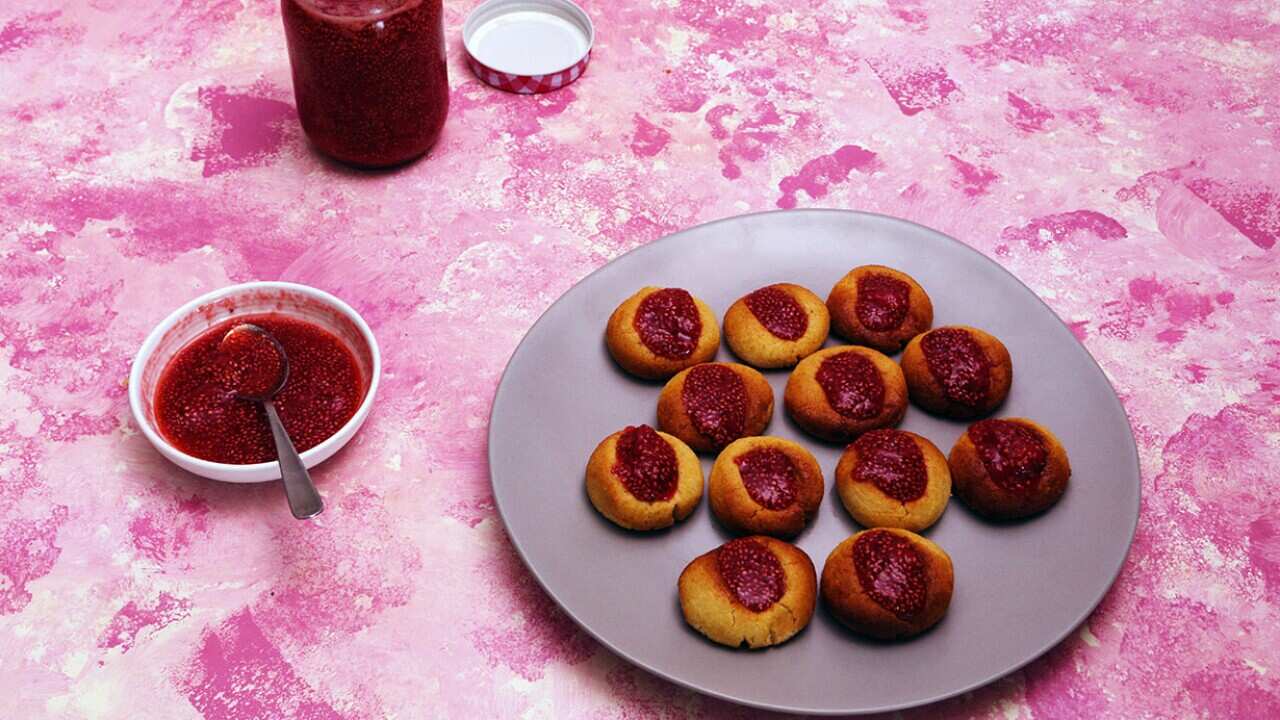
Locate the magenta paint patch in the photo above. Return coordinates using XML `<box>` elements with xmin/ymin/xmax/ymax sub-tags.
<box><xmin>1128</xmin><ymin>277</ymin><xmax>1165</xmax><ymax>304</ymax></box>
<box><xmin>1006</xmin><ymin>92</ymin><xmax>1054</xmax><ymax>132</ymax></box>
<box><xmin>630</xmin><ymin>115</ymin><xmax>672</xmax><ymax>157</ymax></box>
<box><xmin>1248</xmin><ymin>515</ymin><xmax>1280</xmax><ymax>601</ymax></box>
<box><xmin>1001</xmin><ymin>210</ymin><xmax>1128</xmax><ymax>251</ymax></box>
<box><xmin>867</xmin><ymin>57</ymin><xmax>959</xmax><ymax>116</ymax></box>
<box><xmin>445</xmin><ymin>493</ymin><xmax>497</xmax><ymax>528</ymax></box>
<box><xmin>705</xmin><ymin>101</ymin><xmax>786</xmax><ymax>179</ymax></box>
<box><xmin>1184</xmin><ymin>178</ymin><xmax>1279</xmax><ymax>250</ymax></box>
<box><xmin>467</xmin><ymin>539</ymin><xmax>597</xmax><ymax>681</ymax></box>
<box><xmin>253</xmin><ymin>488</ymin><xmax>422</xmax><ymax>646</ymax></box>
<box><xmin>947</xmin><ymin>154</ymin><xmax>999</xmax><ymax>196</ymax></box>
<box><xmin>129</xmin><ymin>496</ymin><xmax>210</xmax><ymax>563</ymax></box>
<box><xmin>1183</xmin><ymin>363</ymin><xmax>1208</xmax><ymax>383</ymax></box>
<box><xmin>1164</xmin><ymin>290</ymin><xmax>1215</xmax><ymax>325</ymax></box>
<box><xmin>190</xmin><ymin>83</ymin><xmax>295</xmax><ymax>177</ymax></box>
<box><xmin>887</xmin><ymin>0</ymin><xmax>929</xmax><ymax>27</ymax></box>
<box><xmin>777</xmin><ymin>144</ymin><xmax>879</xmax><ymax>208</ymax></box>
<box><xmin>0</xmin><ymin>12</ymin><xmax>63</xmax><ymax>55</ymax></box>
<box><xmin>99</xmin><ymin>592</ymin><xmax>191</xmax><ymax>652</ymax></box>
<box><xmin>0</xmin><ymin>506</ymin><xmax>68</xmax><ymax>614</ymax></box>
<box><xmin>1185</xmin><ymin>660</ymin><xmax>1280</xmax><ymax>718</ymax></box>
<box><xmin>1023</xmin><ymin>643</ymin><xmax>1110</xmax><ymax>719</ymax></box>
<box><xmin>179</xmin><ymin>609</ymin><xmax>349</xmax><ymax>720</ymax></box>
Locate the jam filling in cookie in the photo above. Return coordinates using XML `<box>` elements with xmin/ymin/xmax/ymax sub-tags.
<box><xmin>682</xmin><ymin>364</ymin><xmax>748</xmax><ymax>448</ymax></box>
<box><xmin>612</xmin><ymin>425</ymin><xmax>678</xmax><ymax>502</ymax></box>
<box><xmin>744</xmin><ymin>285</ymin><xmax>808</xmax><ymax>341</ymax></box>
<box><xmin>816</xmin><ymin>351</ymin><xmax>885</xmax><ymax>419</ymax></box>
<box><xmin>969</xmin><ymin>419</ymin><xmax>1048</xmax><ymax>493</ymax></box>
<box><xmin>634</xmin><ymin>288</ymin><xmax>702</xmax><ymax>359</ymax></box>
<box><xmin>853</xmin><ymin>530</ymin><xmax>927</xmax><ymax>620</ymax></box>
<box><xmin>920</xmin><ymin>328</ymin><xmax>990</xmax><ymax>408</ymax></box>
<box><xmin>855</xmin><ymin>273</ymin><xmax>910</xmax><ymax>332</ymax></box>
<box><xmin>852</xmin><ymin>430</ymin><xmax>927</xmax><ymax>502</ymax></box>
<box><xmin>717</xmin><ymin>538</ymin><xmax>786</xmax><ymax>612</ymax></box>
<box><xmin>734</xmin><ymin>447</ymin><xmax>798</xmax><ymax>510</ymax></box>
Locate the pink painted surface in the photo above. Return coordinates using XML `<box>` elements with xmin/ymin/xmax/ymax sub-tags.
<box><xmin>1</xmin><ymin>0</ymin><xmax>1278</xmax><ymax>717</ymax></box>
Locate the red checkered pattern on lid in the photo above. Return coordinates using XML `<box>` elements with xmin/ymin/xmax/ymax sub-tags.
<box><xmin>467</xmin><ymin>52</ymin><xmax>591</xmax><ymax>94</ymax></box>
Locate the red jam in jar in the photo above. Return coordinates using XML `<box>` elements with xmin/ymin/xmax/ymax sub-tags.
<box><xmin>634</xmin><ymin>288</ymin><xmax>702</xmax><ymax>359</ymax></box>
<box><xmin>612</xmin><ymin>425</ymin><xmax>678</xmax><ymax>502</ymax></box>
<box><xmin>282</xmin><ymin>0</ymin><xmax>448</xmax><ymax>167</ymax></box>
<box><xmin>744</xmin><ymin>285</ymin><xmax>808</xmax><ymax>341</ymax></box>
<box><xmin>855</xmin><ymin>274</ymin><xmax>910</xmax><ymax>332</ymax></box>
<box><xmin>968</xmin><ymin>419</ymin><xmax>1048</xmax><ymax>493</ymax></box>
<box><xmin>717</xmin><ymin>538</ymin><xmax>786</xmax><ymax>612</ymax></box>
<box><xmin>154</xmin><ymin>314</ymin><xmax>364</xmax><ymax>464</ymax></box>
<box><xmin>816</xmin><ymin>351</ymin><xmax>885</xmax><ymax>419</ymax></box>
<box><xmin>852</xmin><ymin>429</ymin><xmax>927</xmax><ymax>502</ymax></box>
<box><xmin>853</xmin><ymin>530</ymin><xmax>927</xmax><ymax>620</ymax></box>
<box><xmin>920</xmin><ymin>328</ymin><xmax>990</xmax><ymax>408</ymax></box>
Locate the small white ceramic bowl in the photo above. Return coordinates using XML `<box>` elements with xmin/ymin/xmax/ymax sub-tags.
<box><xmin>128</xmin><ymin>281</ymin><xmax>381</xmax><ymax>483</ymax></box>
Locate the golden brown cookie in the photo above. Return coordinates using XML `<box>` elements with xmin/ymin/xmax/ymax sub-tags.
<box><xmin>835</xmin><ymin>429</ymin><xmax>951</xmax><ymax>532</ymax></box>
<box><xmin>783</xmin><ymin>346</ymin><xmax>908</xmax><ymax>442</ymax></box>
<box><xmin>820</xmin><ymin>528</ymin><xmax>954</xmax><ymax>640</ymax></box>
<box><xmin>708</xmin><ymin>437</ymin><xmax>824</xmax><ymax>538</ymax></box>
<box><xmin>585</xmin><ymin>425</ymin><xmax>704</xmax><ymax>531</ymax></box>
<box><xmin>723</xmin><ymin>283</ymin><xmax>830</xmax><ymax>369</ymax></box>
<box><xmin>678</xmin><ymin>536</ymin><xmax>817</xmax><ymax>649</ymax></box>
<box><xmin>657</xmin><ymin>362</ymin><xmax>774</xmax><ymax>452</ymax></box>
<box><xmin>948</xmin><ymin>418</ymin><xmax>1070</xmax><ymax>520</ymax></box>
<box><xmin>827</xmin><ymin>265</ymin><xmax>933</xmax><ymax>354</ymax></box>
<box><xmin>900</xmin><ymin>325</ymin><xmax>1012</xmax><ymax>419</ymax></box>
<box><xmin>606</xmin><ymin>287</ymin><xmax>720</xmax><ymax>379</ymax></box>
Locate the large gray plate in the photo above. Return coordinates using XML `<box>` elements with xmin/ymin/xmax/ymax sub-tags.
<box><xmin>488</xmin><ymin>210</ymin><xmax>1140</xmax><ymax>715</ymax></box>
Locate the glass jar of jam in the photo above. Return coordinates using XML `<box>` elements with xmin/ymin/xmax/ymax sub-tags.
<box><xmin>282</xmin><ymin>0</ymin><xmax>449</xmax><ymax>168</ymax></box>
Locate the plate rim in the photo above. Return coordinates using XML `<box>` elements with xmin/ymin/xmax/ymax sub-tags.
<box><xmin>487</xmin><ymin>208</ymin><xmax>1142</xmax><ymax>715</ymax></box>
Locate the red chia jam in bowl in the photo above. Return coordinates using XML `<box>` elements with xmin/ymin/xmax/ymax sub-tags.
<box><xmin>154</xmin><ymin>314</ymin><xmax>365</xmax><ymax>465</ymax></box>
<box><xmin>282</xmin><ymin>0</ymin><xmax>449</xmax><ymax>168</ymax></box>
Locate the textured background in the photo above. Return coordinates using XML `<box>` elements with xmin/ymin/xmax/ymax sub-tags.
<box><xmin>2</xmin><ymin>0</ymin><xmax>1278</xmax><ymax>718</ymax></box>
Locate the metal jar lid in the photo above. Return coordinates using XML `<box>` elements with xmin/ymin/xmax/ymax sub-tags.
<box><xmin>462</xmin><ymin>0</ymin><xmax>595</xmax><ymax>94</ymax></box>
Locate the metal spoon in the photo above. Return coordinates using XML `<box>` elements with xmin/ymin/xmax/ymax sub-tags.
<box><xmin>220</xmin><ymin>323</ymin><xmax>323</xmax><ymax>520</ymax></box>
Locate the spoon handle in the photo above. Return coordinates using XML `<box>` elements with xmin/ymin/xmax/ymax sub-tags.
<box><xmin>262</xmin><ymin>400</ymin><xmax>324</xmax><ymax>520</ymax></box>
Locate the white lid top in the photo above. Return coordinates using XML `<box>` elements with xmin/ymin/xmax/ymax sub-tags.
<box><xmin>463</xmin><ymin>0</ymin><xmax>595</xmax><ymax>76</ymax></box>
